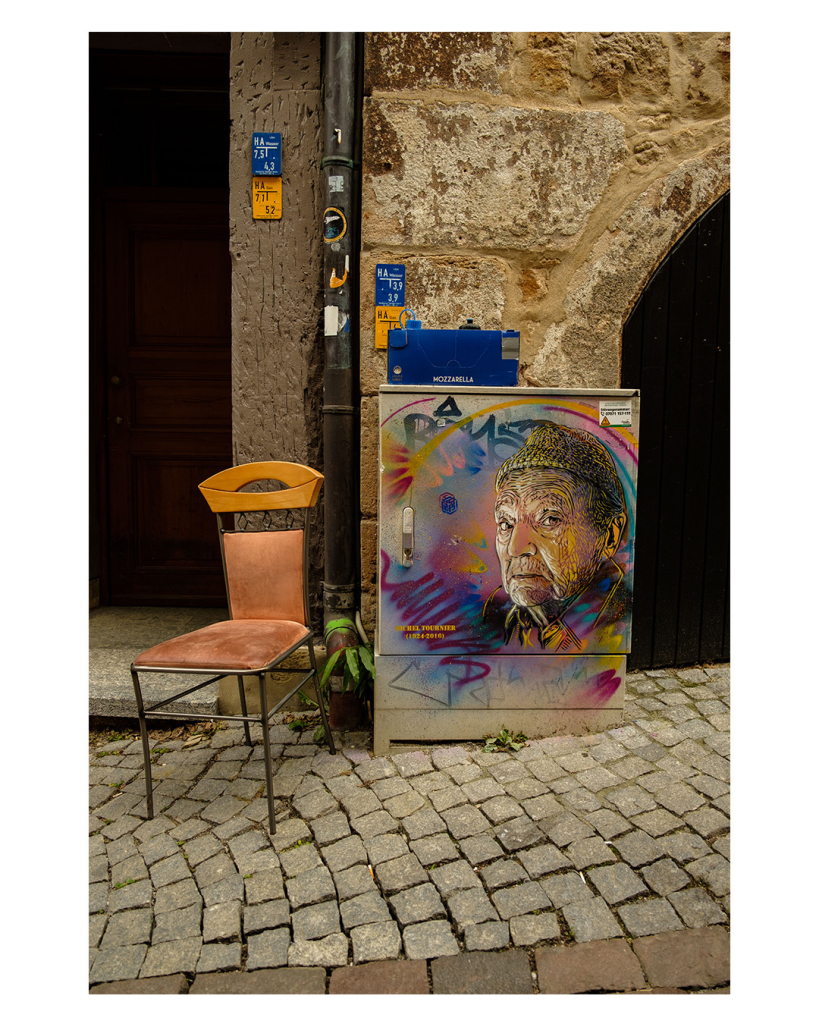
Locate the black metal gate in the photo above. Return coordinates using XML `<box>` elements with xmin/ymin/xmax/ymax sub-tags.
<box><xmin>622</xmin><ymin>191</ymin><xmax>730</xmax><ymax>669</ymax></box>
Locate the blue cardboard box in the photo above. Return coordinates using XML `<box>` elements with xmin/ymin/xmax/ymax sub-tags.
<box><xmin>388</xmin><ymin>324</ymin><xmax>520</xmax><ymax>386</ymax></box>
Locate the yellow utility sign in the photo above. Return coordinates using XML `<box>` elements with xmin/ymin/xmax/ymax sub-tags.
<box><xmin>253</xmin><ymin>176</ymin><xmax>282</xmax><ymax>219</ymax></box>
<box><xmin>375</xmin><ymin>306</ymin><xmax>403</xmax><ymax>350</ymax></box>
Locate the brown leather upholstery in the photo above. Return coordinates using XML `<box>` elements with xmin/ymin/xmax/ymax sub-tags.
<box><xmin>223</xmin><ymin>529</ymin><xmax>305</xmax><ymax>623</ymax></box>
<box><xmin>133</xmin><ymin>619</ymin><xmax>309</xmax><ymax>671</ymax></box>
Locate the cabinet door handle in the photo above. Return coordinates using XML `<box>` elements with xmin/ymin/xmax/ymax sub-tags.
<box><xmin>401</xmin><ymin>506</ymin><xmax>414</xmax><ymax>567</ymax></box>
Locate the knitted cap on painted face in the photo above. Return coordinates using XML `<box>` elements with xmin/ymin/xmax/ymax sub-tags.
<box><xmin>495</xmin><ymin>421</ymin><xmax>625</xmax><ymax>512</ymax></box>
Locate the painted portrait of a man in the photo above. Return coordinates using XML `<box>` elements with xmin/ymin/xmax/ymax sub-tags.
<box><xmin>483</xmin><ymin>421</ymin><xmax>630</xmax><ymax>653</ymax></box>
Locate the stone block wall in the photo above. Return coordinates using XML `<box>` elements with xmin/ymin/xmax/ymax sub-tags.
<box><xmin>358</xmin><ymin>31</ymin><xmax>730</xmax><ymax>632</ymax></box>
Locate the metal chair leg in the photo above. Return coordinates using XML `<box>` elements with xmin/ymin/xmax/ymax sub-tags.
<box><xmin>257</xmin><ymin>671</ymin><xmax>277</xmax><ymax>834</ymax></box>
<box><xmin>309</xmin><ymin>638</ymin><xmax>336</xmax><ymax>755</ymax></box>
<box><xmin>237</xmin><ymin>674</ymin><xmax>252</xmax><ymax>747</ymax></box>
<box><xmin>130</xmin><ymin>668</ymin><xmax>154</xmax><ymax>819</ymax></box>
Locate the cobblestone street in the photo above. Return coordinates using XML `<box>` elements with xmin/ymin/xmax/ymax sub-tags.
<box><xmin>89</xmin><ymin>664</ymin><xmax>730</xmax><ymax>994</ymax></box>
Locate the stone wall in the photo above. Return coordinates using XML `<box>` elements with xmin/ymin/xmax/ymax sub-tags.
<box><xmin>358</xmin><ymin>31</ymin><xmax>730</xmax><ymax>632</ymax></box>
<box><xmin>229</xmin><ymin>33</ymin><xmax>325</xmax><ymax>619</ymax></box>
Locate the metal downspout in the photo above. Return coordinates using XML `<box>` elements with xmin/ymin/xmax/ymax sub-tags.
<box><xmin>321</xmin><ymin>32</ymin><xmax>361</xmax><ymax>640</ymax></box>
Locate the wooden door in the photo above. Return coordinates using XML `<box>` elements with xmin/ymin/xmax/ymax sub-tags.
<box><xmin>621</xmin><ymin>192</ymin><xmax>730</xmax><ymax>668</ymax></box>
<box><xmin>105</xmin><ymin>191</ymin><xmax>231</xmax><ymax>604</ymax></box>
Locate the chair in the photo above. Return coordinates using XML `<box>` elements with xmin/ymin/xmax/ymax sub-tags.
<box><xmin>130</xmin><ymin>461</ymin><xmax>335</xmax><ymax>833</ymax></box>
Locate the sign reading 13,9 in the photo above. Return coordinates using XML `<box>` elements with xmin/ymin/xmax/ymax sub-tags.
<box><xmin>253</xmin><ymin>177</ymin><xmax>282</xmax><ymax>219</ymax></box>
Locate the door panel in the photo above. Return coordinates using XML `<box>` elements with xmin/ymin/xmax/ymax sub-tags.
<box><xmin>105</xmin><ymin>195</ymin><xmax>231</xmax><ymax>604</ymax></box>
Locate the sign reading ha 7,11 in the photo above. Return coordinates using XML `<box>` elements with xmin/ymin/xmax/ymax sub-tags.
<box><xmin>252</xmin><ymin>133</ymin><xmax>281</xmax><ymax>176</ymax></box>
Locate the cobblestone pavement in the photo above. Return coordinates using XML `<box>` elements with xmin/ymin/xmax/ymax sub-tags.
<box><xmin>89</xmin><ymin>664</ymin><xmax>729</xmax><ymax>994</ymax></box>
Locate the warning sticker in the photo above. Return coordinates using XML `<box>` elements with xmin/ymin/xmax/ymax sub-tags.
<box><xmin>375</xmin><ymin>305</ymin><xmax>403</xmax><ymax>349</ymax></box>
<box><xmin>599</xmin><ymin>400</ymin><xmax>632</xmax><ymax>427</ymax></box>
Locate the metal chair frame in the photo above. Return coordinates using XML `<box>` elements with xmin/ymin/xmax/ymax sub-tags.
<box><xmin>130</xmin><ymin>462</ymin><xmax>335</xmax><ymax>833</ymax></box>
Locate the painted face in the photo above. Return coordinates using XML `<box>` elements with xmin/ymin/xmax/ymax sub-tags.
<box><xmin>494</xmin><ymin>467</ymin><xmax>608</xmax><ymax>614</ymax></box>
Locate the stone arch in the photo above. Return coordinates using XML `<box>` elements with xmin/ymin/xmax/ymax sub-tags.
<box><xmin>524</xmin><ymin>140</ymin><xmax>730</xmax><ymax>389</ymax></box>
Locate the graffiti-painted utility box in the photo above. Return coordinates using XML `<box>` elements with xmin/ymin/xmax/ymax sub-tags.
<box><xmin>374</xmin><ymin>385</ymin><xmax>640</xmax><ymax>755</ymax></box>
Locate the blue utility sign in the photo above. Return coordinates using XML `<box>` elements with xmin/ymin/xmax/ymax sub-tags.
<box><xmin>252</xmin><ymin>133</ymin><xmax>282</xmax><ymax>176</ymax></box>
<box><xmin>375</xmin><ymin>264</ymin><xmax>405</xmax><ymax>306</ymax></box>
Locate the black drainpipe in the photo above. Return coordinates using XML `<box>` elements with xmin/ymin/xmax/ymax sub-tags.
<box><xmin>321</xmin><ymin>32</ymin><xmax>362</xmax><ymax>644</ymax></box>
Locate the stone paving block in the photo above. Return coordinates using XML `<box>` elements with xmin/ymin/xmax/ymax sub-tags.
<box><xmin>322</xmin><ymin>834</ymin><xmax>367</xmax><ymax>874</ymax></box>
<box><xmin>464</xmin><ymin>920</ymin><xmax>510</xmax><ymax>951</ymax></box>
<box><xmin>244</xmin><ymin>899</ymin><xmax>290</xmax><ymax>935</ymax></box>
<box><xmin>495</xmin><ymin>815</ymin><xmax>542</xmax><ymax>852</ymax></box>
<box><xmin>441</xmin><ymin>803</ymin><xmax>491</xmax><ymax>840</ymax></box>
<box><xmin>341</xmin><ymin>787</ymin><xmax>382</xmax><ymax>819</ymax></box>
<box><xmin>605</xmin><ymin>785</ymin><xmax>657</xmax><ymax>817</ymax></box>
<box><xmin>429</xmin><ymin>858</ymin><xmax>482</xmax><ymax>898</ymax></box>
<box><xmin>138</xmin><ymin>831</ymin><xmax>180</xmax><ymax>867</ymax></box>
<box><xmin>446</xmin><ymin>887</ymin><xmax>499</xmax><ymax>932</ymax></box>
<box><xmin>202</xmin><ymin>900</ymin><xmax>242</xmax><ymax>942</ymax></box>
<box><xmin>458</xmin><ymin>834</ymin><xmax>505</xmax><ymax>865</ymax></box>
<box><xmin>351</xmin><ymin>810</ymin><xmax>400</xmax><ymax>839</ymax></box>
<box><xmin>510</xmin><ymin>912</ymin><xmax>560</xmax><ymax>946</ymax></box>
<box><xmin>429</xmin><ymin>786</ymin><xmax>467</xmax><ymax>813</ymax></box>
<box><xmin>668</xmin><ymin>887</ymin><xmax>728</xmax><ymax>927</ymax></box>
<box><xmin>245</xmin><ymin>868</ymin><xmax>285</xmax><ymax>904</ymax></box>
<box><xmin>246</xmin><ymin>928</ymin><xmax>291</xmax><ymax>970</ymax></box>
<box><xmin>684</xmin><ymin>806</ymin><xmax>730</xmax><ymax>839</ymax></box>
<box><xmin>312</xmin><ymin>752</ymin><xmax>353</xmax><ymax>779</ymax></box>
<box><xmin>431</xmin><ymin>949</ymin><xmax>532</xmax><ymax>993</ymax></box>
<box><xmin>410</xmin><ymin>832</ymin><xmax>460</xmax><ymax>866</ymax></box>
<box><xmin>632</xmin><ymin>925</ymin><xmax>729</xmax><ymax>988</ymax></box>
<box><xmin>491</xmin><ymin>881</ymin><xmax>552</xmax><ymax>920</ymax></box>
<box><xmin>167</xmin><ymin>818</ymin><xmax>210</xmax><ymax>843</ymax></box>
<box><xmin>589</xmin><ymin>741</ymin><xmax>628</xmax><ymax>764</ymax></box>
<box><xmin>109</xmin><ymin>854</ymin><xmax>148</xmax><ymax>889</ymax></box>
<box><xmin>539</xmin><ymin>872</ymin><xmax>593</xmax><ymax>908</ymax></box>
<box><xmin>364</xmin><ymin>832</ymin><xmax>409</xmax><ymax>865</ymax></box>
<box><xmin>518</xmin><ymin>843</ymin><xmax>572</xmax><ymax>878</ymax></box>
<box><xmin>187</xmin><ymin>778</ymin><xmax>229</xmax><ymax>802</ymax></box>
<box><xmin>401</xmin><ymin>807</ymin><xmax>448</xmax><ymax>840</ymax></box>
<box><xmin>566</xmin><ymin>836</ymin><xmax>618</xmax><ymax>870</ymax></box>
<box><xmin>619</xmin><ymin>898</ymin><xmax>684</xmax><ymax>936</ymax></box>
<box><xmin>392</xmin><ymin>750</ymin><xmax>434</xmax><ymax>777</ymax></box>
<box><xmin>310</xmin><ymin>811</ymin><xmax>351</xmax><ymax>845</ymax></box>
<box><xmin>280</xmin><ymin>842</ymin><xmax>322</xmax><ymax>878</ymax></box>
<box><xmin>329</xmin><ymin>959</ymin><xmax>429</xmax><ymax>994</ymax></box>
<box><xmin>629</xmin><ymin>808</ymin><xmax>683</xmax><ymax>837</ymax></box>
<box><xmin>201</xmin><ymin>873</ymin><xmax>245</xmax><ymax>907</ymax></box>
<box><xmin>610</xmin><ymin>829</ymin><xmax>664</xmax><ymax>867</ymax></box>
<box><xmin>375</xmin><ymin>852</ymin><xmax>428</xmax><ymax>894</ymax></box>
<box><xmin>431</xmin><ymin>746</ymin><xmax>472</xmax><ymax>770</ymax></box>
<box><xmin>339</xmin><ymin>891</ymin><xmax>393</xmax><ymax>929</ymax></box>
<box><xmin>480</xmin><ymin>795</ymin><xmax>525</xmax><ymax>824</ymax></box>
<box><xmin>197</xmin><ymin>941</ymin><xmax>242</xmax><ymax>973</ymax></box>
<box><xmin>108</xmin><ymin>878</ymin><xmax>153</xmax><ymax>914</ymax></box>
<box><xmin>288</xmin><ymin>933</ymin><xmax>349</xmax><ymax>967</ymax></box>
<box><xmin>90</xmin><ymin>913</ymin><xmax>107</xmax><ymax>948</ymax></box>
<box><xmin>480</xmin><ymin>858</ymin><xmax>529</xmax><ymax>890</ymax></box>
<box><xmin>90</xmin><ymin>974</ymin><xmax>190</xmax><ymax>994</ymax></box>
<box><xmin>286</xmin><ymin>864</ymin><xmax>336</xmax><ymax>908</ymax></box>
<box><xmin>371</xmin><ymin>776</ymin><xmax>412</xmax><ymax>800</ymax></box>
<box><xmin>588</xmin><ymin>862</ymin><xmax>649</xmax><ymax>904</ymax></box>
<box><xmin>563</xmin><ymin>896</ymin><xmax>623</xmax><ymax>943</ymax></box>
<box><xmin>462</xmin><ymin>776</ymin><xmax>505</xmax><ymax>803</ymax></box>
<box><xmin>631</xmin><ymin>769</ymin><xmax>679</xmax><ymax>794</ymax></box>
<box><xmin>152</xmin><ymin>904</ymin><xmax>204</xmax><ymax>946</ymax></box>
<box><xmin>140</xmin><ymin>936</ymin><xmax>202</xmax><ymax>977</ymax></box>
<box><xmin>444</xmin><ymin>762</ymin><xmax>484</xmax><ymax>786</ymax></box>
<box><xmin>355</xmin><ymin>757</ymin><xmax>397</xmax><ymax>782</ymax></box>
<box><xmin>712</xmin><ymin>834</ymin><xmax>729</xmax><ymax>858</ymax></box>
<box><xmin>488</xmin><ymin>760</ymin><xmax>531</xmax><ymax>785</ymax></box>
<box><xmin>411</xmin><ymin>770</ymin><xmax>452</xmax><ymax>796</ymax></box>
<box><xmin>271</xmin><ymin>817</ymin><xmax>312</xmax><ymax>851</ymax></box>
<box><xmin>575</xmin><ymin>765</ymin><xmax>621</xmax><ymax>792</ymax></box>
<box><xmin>582</xmin><ymin>807</ymin><xmax>631</xmax><ymax>839</ymax></box>
<box><xmin>403</xmin><ymin>920</ymin><xmax>460</xmax><ymax>960</ymax></box>
<box><xmin>535</xmin><ymin>938</ymin><xmax>646</xmax><ymax>993</ymax></box>
<box><xmin>542</xmin><ymin>813</ymin><xmax>595</xmax><ymax>848</ymax></box>
<box><xmin>609</xmin><ymin>755</ymin><xmax>654</xmax><ymax>780</ymax></box>
<box><xmin>193</xmin><ymin>854</ymin><xmax>238</xmax><ymax>891</ymax></box>
<box><xmin>291</xmin><ymin>900</ymin><xmax>341</xmax><ymax>941</ymax></box>
<box><xmin>640</xmin><ymin>857</ymin><xmax>691</xmax><ymax>896</ymax></box>
<box><xmin>561</xmin><ymin>787</ymin><xmax>603</xmax><ymax>814</ymax></box>
<box><xmin>503</xmin><ymin>777</ymin><xmax>549</xmax><ymax>801</ymax></box>
<box><xmin>292</xmin><ymin>786</ymin><xmax>339</xmax><ymax>821</ymax></box>
<box><xmin>686</xmin><ymin>853</ymin><xmax>730</xmax><ymax>896</ymax></box>
<box><xmin>389</xmin><ymin>882</ymin><xmax>447</xmax><ymax>926</ymax></box>
<box><xmin>99</xmin><ymin>908</ymin><xmax>153</xmax><ymax>948</ymax></box>
<box><xmin>334</xmin><ymin>863</ymin><xmax>377</xmax><ymax>901</ymax></box>
<box><xmin>153</xmin><ymin>877</ymin><xmax>202</xmax><ymax>916</ymax></box>
<box><xmin>89</xmin><ymin>943</ymin><xmax>148</xmax><ymax>984</ymax></box>
<box><xmin>351</xmin><ymin>920</ymin><xmax>402</xmax><ymax>963</ymax></box>
<box><xmin>193</xmin><ymin>966</ymin><xmax>328</xmax><ymax>994</ymax></box>
<box><xmin>104</xmin><ymin>834</ymin><xmax>137</xmax><ymax>867</ymax></box>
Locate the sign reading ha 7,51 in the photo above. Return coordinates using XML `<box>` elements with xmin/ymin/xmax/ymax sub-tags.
<box><xmin>252</xmin><ymin>133</ymin><xmax>281</xmax><ymax>176</ymax></box>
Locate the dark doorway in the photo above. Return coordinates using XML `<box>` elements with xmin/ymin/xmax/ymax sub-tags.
<box><xmin>90</xmin><ymin>35</ymin><xmax>232</xmax><ymax>605</ymax></box>
<box><xmin>621</xmin><ymin>191</ymin><xmax>730</xmax><ymax>669</ymax></box>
